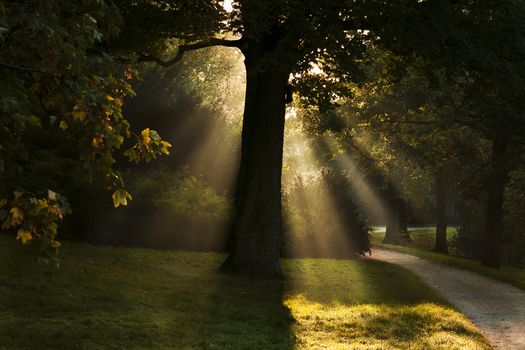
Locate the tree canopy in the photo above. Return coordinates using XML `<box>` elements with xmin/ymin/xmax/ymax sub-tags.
<box><xmin>2</xmin><ymin>0</ymin><xmax>525</xmax><ymax>275</ymax></box>
<box><xmin>0</xmin><ymin>0</ymin><xmax>171</xmax><ymax>261</ymax></box>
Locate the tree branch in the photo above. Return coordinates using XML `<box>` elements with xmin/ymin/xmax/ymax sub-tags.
<box><xmin>133</xmin><ymin>37</ymin><xmax>243</xmax><ymax>67</ymax></box>
<box><xmin>0</xmin><ymin>62</ymin><xmax>45</xmax><ymax>73</ymax></box>
<box><xmin>378</xmin><ymin>118</ymin><xmax>443</xmax><ymax>125</ymax></box>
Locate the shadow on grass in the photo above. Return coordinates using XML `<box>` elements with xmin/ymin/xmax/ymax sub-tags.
<box><xmin>0</xmin><ymin>235</ymin><xmax>295</xmax><ymax>350</ymax></box>
<box><xmin>283</xmin><ymin>257</ymin><xmax>445</xmax><ymax>306</ymax></box>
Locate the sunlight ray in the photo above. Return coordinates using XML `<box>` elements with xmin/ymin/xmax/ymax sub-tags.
<box><xmin>283</xmin><ymin>127</ymin><xmax>355</xmax><ymax>258</ymax></box>
<box><xmin>321</xmin><ymin>135</ymin><xmax>388</xmax><ymax>225</ymax></box>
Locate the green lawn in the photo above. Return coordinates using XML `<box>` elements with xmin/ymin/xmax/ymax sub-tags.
<box><xmin>0</xmin><ymin>234</ymin><xmax>490</xmax><ymax>349</ymax></box>
<box><xmin>371</xmin><ymin>228</ymin><xmax>525</xmax><ymax>291</ymax></box>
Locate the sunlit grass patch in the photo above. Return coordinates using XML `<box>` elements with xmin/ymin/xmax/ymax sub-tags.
<box><xmin>285</xmin><ymin>298</ymin><xmax>488</xmax><ymax>350</ymax></box>
<box><xmin>283</xmin><ymin>258</ymin><xmax>490</xmax><ymax>350</ymax></box>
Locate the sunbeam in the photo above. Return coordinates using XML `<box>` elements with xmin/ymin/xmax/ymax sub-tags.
<box><xmin>282</xmin><ymin>121</ymin><xmax>359</xmax><ymax>258</ymax></box>
<box><xmin>321</xmin><ymin>135</ymin><xmax>388</xmax><ymax>226</ymax></box>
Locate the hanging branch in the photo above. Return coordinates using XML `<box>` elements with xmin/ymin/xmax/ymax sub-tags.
<box><xmin>0</xmin><ymin>61</ymin><xmax>45</xmax><ymax>73</ymax></box>
<box><xmin>127</xmin><ymin>37</ymin><xmax>243</xmax><ymax>67</ymax></box>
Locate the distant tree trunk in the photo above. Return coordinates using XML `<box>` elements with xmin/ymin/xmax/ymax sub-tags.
<box><xmin>221</xmin><ymin>40</ymin><xmax>289</xmax><ymax>279</ymax></box>
<box><xmin>481</xmin><ymin>138</ymin><xmax>508</xmax><ymax>268</ymax></box>
<box><xmin>383</xmin><ymin>201</ymin><xmax>400</xmax><ymax>244</ymax></box>
<box><xmin>433</xmin><ymin>168</ymin><xmax>448</xmax><ymax>254</ymax></box>
<box><xmin>398</xmin><ymin>200</ymin><xmax>411</xmax><ymax>241</ymax></box>
<box><xmin>383</xmin><ymin>181</ymin><xmax>408</xmax><ymax>244</ymax></box>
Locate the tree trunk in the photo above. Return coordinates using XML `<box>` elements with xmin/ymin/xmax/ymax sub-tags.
<box><xmin>398</xmin><ymin>199</ymin><xmax>412</xmax><ymax>242</ymax></box>
<box><xmin>481</xmin><ymin>138</ymin><xmax>508</xmax><ymax>268</ymax></box>
<box><xmin>220</xmin><ymin>42</ymin><xmax>289</xmax><ymax>279</ymax></box>
<box><xmin>384</xmin><ymin>198</ymin><xmax>400</xmax><ymax>244</ymax></box>
<box><xmin>383</xmin><ymin>181</ymin><xmax>408</xmax><ymax>244</ymax></box>
<box><xmin>433</xmin><ymin>168</ymin><xmax>448</xmax><ymax>254</ymax></box>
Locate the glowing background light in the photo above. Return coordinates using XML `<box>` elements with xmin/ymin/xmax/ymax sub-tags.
<box><xmin>222</xmin><ymin>0</ymin><xmax>233</xmax><ymax>13</ymax></box>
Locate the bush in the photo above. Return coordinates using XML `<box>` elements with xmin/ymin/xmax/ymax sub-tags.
<box><xmin>62</xmin><ymin>168</ymin><xmax>231</xmax><ymax>251</ymax></box>
<box><xmin>283</xmin><ymin>168</ymin><xmax>371</xmax><ymax>258</ymax></box>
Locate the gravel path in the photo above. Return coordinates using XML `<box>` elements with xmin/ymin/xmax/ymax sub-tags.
<box><xmin>369</xmin><ymin>248</ymin><xmax>525</xmax><ymax>350</ymax></box>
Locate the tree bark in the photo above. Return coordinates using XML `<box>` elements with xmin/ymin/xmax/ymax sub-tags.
<box><xmin>481</xmin><ymin>138</ymin><xmax>508</xmax><ymax>268</ymax></box>
<box><xmin>220</xmin><ymin>41</ymin><xmax>289</xmax><ymax>279</ymax></box>
<box><xmin>383</xmin><ymin>181</ymin><xmax>408</xmax><ymax>244</ymax></box>
<box><xmin>383</xmin><ymin>199</ymin><xmax>400</xmax><ymax>244</ymax></box>
<box><xmin>433</xmin><ymin>168</ymin><xmax>448</xmax><ymax>254</ymax></box>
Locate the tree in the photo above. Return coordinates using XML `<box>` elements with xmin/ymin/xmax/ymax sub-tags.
<box><xmin>369</xmin><ymin>1</ymin><xmax>525</xmax><ymax>267</ymax></box>
<box><xmin>220</xmin><ymin>2</ymin><xmax>372</xmax><ymax>277</ymax></box>
<box><xmin>0</xmin><ymin>0</ymin><xmax>171</xmax><ymax>261</ymax></box>
<box><xmin>111</xmin><ymin>0</ymin><xmax>377</xmax><ymax>277</ymax></box>
<box><xmin>347</xmin><ymin>60</ymin><xmax>484</xmax><ymax>254</ymax></box>
<box><xmin>7</xmin><ymin>0</ymin><xmax>524</xmax><ymax>275</ymax></box>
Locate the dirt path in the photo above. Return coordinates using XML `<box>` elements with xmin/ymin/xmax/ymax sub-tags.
<box><xmin>369</xmin><ymin>248</ymin><xmax>525</xmax><ymax>350</ymax></box>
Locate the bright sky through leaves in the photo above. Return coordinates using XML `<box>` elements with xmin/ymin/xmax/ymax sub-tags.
<box><xmin>222</xmin><ymin>0</ymin><xmax>233</xmax><ymax>13</ymax></box>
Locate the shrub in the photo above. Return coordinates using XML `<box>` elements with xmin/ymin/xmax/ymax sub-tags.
<box><xmin>283</xmin><ymin>168</ymin><xmax>371</xmax><ymax>258</ymax></box>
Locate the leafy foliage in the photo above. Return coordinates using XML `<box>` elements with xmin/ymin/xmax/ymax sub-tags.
<box><xmin>124</xmin><ymin>128</ymin><xmax>172</xmax><ymax>163</ymax></box>
<box><xmin>0</xmin><ymin>0</ymin><xmax>170</xmax><ymax>258</ymax></box>
<box><xmin>129</xmin><ymin>168</ymin><xmax>229</xmax><ymax>222</ymax></box>
<box><xmin>1</xmin><ymin>190</ymin><xmax>70</xmax><ymax>263</ymax></box>
<box><xmin>283</xmin><ymin>167</ymin><xmax>371</xmax><ymax>258</ymax></box>
<box><xmin>60</xmin><ymin>168</ymin><xmax>230</xmax><ymax>251</ymax></box>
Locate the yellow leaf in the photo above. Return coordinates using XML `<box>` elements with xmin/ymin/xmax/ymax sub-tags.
<box><xmin>112</xmin><ymin>189</ymin><xmax>132</xmax><ymax>208</ymax></box>
<box><xmin>106</xmin><ymin>95</ymin><xmax>115</xmax><ymax>101</ymax></box>
<box><xmin>141</xmin><ymin>128</ymin><xmax>151</xmax><ymax>144</ymax></box>
<box><xmin>71</xmin><ymin>111</ymin><xmax>86</xmax><ymax>121</ymax></box>
<box><xmin>0</xmin><ymin>198</ymin><xmax>7</xmax><ymax>208</ymax></box>
<box><xmin>160</xmin><ymin>141</ymin><xmax>172</xmax><ymax>155</ymax></box>
<box><xmin>59</xmin><ymin>120</ymin><xmax>68</xmax><ymax>130</ymax></box>
<box><xmin>10</xmin><ymin>207</ymin><xmax>23</xmax><ymax>225</ymax></box>
<box><xmin>92</xmin><ymin>136</ymin><xmax>103</xmax><ymax>148</ymax></box>
<box><xmin>16</xmin><ymin>229</ymin><xmax>32</xmax><ymax>244</ymax></box>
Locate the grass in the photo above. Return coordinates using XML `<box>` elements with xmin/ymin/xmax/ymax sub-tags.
<box><xmin>371</xmin><ymin>228</ymin><xmax>525</xmax><ymax>291</ymax></box>
<box><xmin>0</xmin><ymin>234</ymin><xmax>490</xmax><ymax>349</ymax></box>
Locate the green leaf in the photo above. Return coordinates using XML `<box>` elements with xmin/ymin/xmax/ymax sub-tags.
<box><xmin>150</xmin><ymin>129</ymin><xmax>161</xmax><ymax>141</ymax></box>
